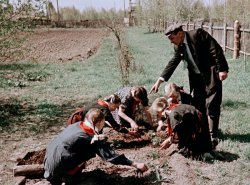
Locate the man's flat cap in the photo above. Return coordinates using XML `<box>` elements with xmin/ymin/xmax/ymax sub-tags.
<box><xmin>164</xmin><ymin>23</ymin><xmax>183</xmax><ymax>36</ymax></box>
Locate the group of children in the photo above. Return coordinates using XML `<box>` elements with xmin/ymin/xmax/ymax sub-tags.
<box><xmin>43</xmin><ymin>84</ymin><xmax>213</xmax><ymax>184</ymax></box>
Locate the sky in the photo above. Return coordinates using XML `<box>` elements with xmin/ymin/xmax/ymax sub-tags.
<box><xmin>50</xmin><ymin>0</ymin><xmax>131</xmax><ymax>11</ymax></box>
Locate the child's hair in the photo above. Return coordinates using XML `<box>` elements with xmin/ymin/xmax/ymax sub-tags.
<box><xmin>164</xmin><ymin>83</ymin><xmax>181</xmax><ymax>99</ymax></box>
<box><xmin>103</xmin><ymin>94</ymin><xmax>121</xmax><ymax>104</ymax></box>
<box><xmin>67</xmin><ymin>108</ymin><xmax>84</xmax><ymax>125</ymax></box>
<box><xmin>85</xmin><ymin>108</ymin><xmax>104</xmax><ymax>126</ymax></box>
<box><xmin>149</xmin><ymin>97</ymin><xmax>168</xmax><ymax>115</ymax></box>
<box><xmin>132</xmin><ymin>86</ymin><xmax>148</xmax><ymax>105</ymax></box>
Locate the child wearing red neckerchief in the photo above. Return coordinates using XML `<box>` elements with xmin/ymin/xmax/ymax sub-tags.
<box><xmin>44</xmin><ymin>108</ymin><xmax>148</xmax><ymax>184</ymax></box>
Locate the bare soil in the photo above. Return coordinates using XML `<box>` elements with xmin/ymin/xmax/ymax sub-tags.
<box><xmin>0</xmin><ymin>28</ymin><xmax>232</xmax><ymax>185</ymax></box>
<box><xmin>23</xmin><ymin>28</ymin><xmax>109</xmax><ymax>63</ymax></box>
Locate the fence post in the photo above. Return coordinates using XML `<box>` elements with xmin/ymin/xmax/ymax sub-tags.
<box><xmin>186</xmin><ymin>22</ymin><xmax>189</xmax><ymax>31</ymax></box>
<box><xmin>148</xmin><ymin>19</ymin><xmax>151</xmax><ymax>33</ymax></box>
<box><xmin>163</xmin><ymin>18</ymin><xmax>166</xmax><ymax>31</ymax></box>
<box><xmin>160</xmin><ymin>19</ymin><xmax>163</xmax><ymax>32</ymax></box>
<box><xmin>233</xmin><ymin>20</ymin><xmax>240</xmax><ymax>59</ymax></box>
<box><xmin>223</xmin><ymin>23</ymin><xmax>227</xmax><ymax>52</ymax></box>
<box><xmin>209</xmin><ymin>22</ymin><xmax>213</xmax><ymax>36</ymax></box>
<box><xmin>200</xmin><ymin>21</ymin><xmax>203</xmax><ymax>29</ymax></box>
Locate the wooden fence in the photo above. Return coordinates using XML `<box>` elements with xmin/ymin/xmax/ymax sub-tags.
<box><xmin>165</xmin><ymin>21</ymin><xmax>250</xmax><ymax>59</ymax></box>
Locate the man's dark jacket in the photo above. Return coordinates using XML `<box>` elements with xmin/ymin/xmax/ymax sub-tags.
<box><xmin>160</xmin><ymin>28</ymin><xmax>229</xmax><ymax>92</ymax></box>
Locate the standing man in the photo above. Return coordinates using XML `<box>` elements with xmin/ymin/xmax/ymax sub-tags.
<box><xmin>150</xmin><ymin>23</ymin><xmax>229</xmax><ymax>148</ymax></box>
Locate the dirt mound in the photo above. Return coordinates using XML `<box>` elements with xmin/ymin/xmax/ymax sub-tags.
<box><xmin>16</xmin><ymin>149</ymin><xmax>45</xmax><ymax>165</ymax></box>
<box><xmin>105</xmin><ymin>128</ymin><xmax>153</xmax><ymax>149</ymax></box>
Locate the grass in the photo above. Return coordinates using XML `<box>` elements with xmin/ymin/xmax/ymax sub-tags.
<box><xmin>0</xmin><ymin>27</ymin><xmax>250</xmax><ymax>184</ymax></box>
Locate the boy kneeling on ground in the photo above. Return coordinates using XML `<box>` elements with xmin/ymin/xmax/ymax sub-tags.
<box><xmin>44</xmin><ymin>108</ymin><xmax>148</xmax><ymax>185</ymax></box>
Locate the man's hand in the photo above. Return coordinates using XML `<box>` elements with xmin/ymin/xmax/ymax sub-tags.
<box><xmin>219</xmin><ymin>71</ymin><xmax>228</xmax><ymax>81</ymax></box>
<box><xmin>149</xmin><ymin>83</ymin><xmax>159</xmax><ymax>94</ymax></box>
<box><xmin>149</xmin><ymin>79</ymin><xmax>164</xmax><ymax>94</ymax></box>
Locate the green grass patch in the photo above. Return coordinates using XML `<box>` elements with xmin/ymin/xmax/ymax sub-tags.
<box><xmin>36</xmin><ymin>101</ymin><xmax>63</xmax><ymax>118</ymax></box>
<box><xmin>0</xmin><ymin>98</ymin><xmax>22</xmax><ymax>127</ymax></box>
<box><xmin>0</xmin><ymin>62</ymin><xmax>51</xmax><ymax>88</ymax></box>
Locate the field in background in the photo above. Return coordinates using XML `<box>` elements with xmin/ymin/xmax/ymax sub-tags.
<box><xmin>0</xmin><ymin>27</ymin><xmax>250</xmax><ymax>184</ymax></box>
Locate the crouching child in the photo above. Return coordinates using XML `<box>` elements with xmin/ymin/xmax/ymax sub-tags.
<box><xmin>44</xmin><ymin>108</ymin><xmax>148</xmax><ymax>184</ymax></box>
<box><xmin>164</xmin><ymin>82</ymin><xmax>193</xmax><ymax>105</ymax></box>
<box><xmin>67</xmin><ymin>94</ymin><xmax>137</xmax><ymax>136</ymax></box>
<box><xmin>151</xmin><ymin>98</ymin><xmax>212</xmax><ymax>159</ymax></box>
<box><xmin>149</xmin><ymin>97</ymin><xmax>169</xmax><ymax>132</ymax></box>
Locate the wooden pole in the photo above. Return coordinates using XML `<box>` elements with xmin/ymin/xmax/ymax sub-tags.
<box><xmin>233</xmin><ymin>20</ymin><xmax>240</xmax><ymax>59</ymax></box>
<box><xmin>223</xmin><ymin>23</ymin><xmax>227</xmax><ymax>52</ymax></box>
<box><xmin>138</xmin><ymin>0</ymin><xmax>142</xmax><ymax>26</ymax></box>
<box><xmin>13</xmin><ymin>164</ymin><xmax>44</xmax><ymax>177</ymax></box>
<box><xmin>200</xmin><ymin>21</ymin><xmax>203</xmax><ymax>29</ymax></box>
<box><xmin>159</xmin><ymin>19</ymin><xmax>162</xmax><ymax>32</ymax></box>
<box><xmin>56</xmin><ymin>0</ymin><xmax>60</xmax><ymax>22</ymax></box>
<box><xmin>186</xmin><ymin>22</ymin><xmax>188</xmax><ymax>31</ymax></box>
<box><xmin>148</xmin><ymin>18</ymin><xmax>151</xmax><ymax>32</ymax></box>
<box><xmin>243</xmin><ymin>28</ymin><xmax>246</xmax><ymax>70</ymax></box>
<box><xmin>128</xmin><ymin>0</ymin><xmax>132</xmax><ymax>26</ymax></box>
<box><xmin>124</xmin><ymin>0</ymin><xmax>126</xmax><ymax>17</ymax></box>
<box><xmin>165</xmin><ymin>21</ymin><xmax>168</xmax><ymax>31</ymax></box>
<box><xmin>209</xmin><ymin>22</ymin><xmax>213</xmax><ymax>36</ymax></box>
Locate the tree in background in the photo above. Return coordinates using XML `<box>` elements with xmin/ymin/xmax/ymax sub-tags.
<box><xmin>136</xmin><ymin>0</ymin><xmax>208</xmax><ymax>30</ymax></box>
<box><xmin>47</xmin><ymin>1</ymin><xmax>57</xmax><ymax>20</ymax></box>
<box><xmin>81</xmin><ymin>7</ymin><xmax>99</xmax><ymax>20</ymax></box>
<box><xmin>0</xmin><ymin>0</ymin><xmax>46</xmax><ymax>63</ymax></box>
<box><xmin>186</xmin><ymin>0</ymin><xmax>208</xmax><ymax>21</ymax></box>
<box><xmin>60</xmin><ymin>6</ymin><xmax>81</xmax><ymax>21</ymax></box>
<box><xmin>135</xmin><ymin>0</ymin><xmax>249</xmax><ymax>25</ymax></box>
<box><xmin>223</xmin><ymin>0</ymin><xmax>250</xmax><ymax>23</ymax></box>
<box><xmin>80</xmin><ymin>7</ymin><xmax>124</xmax><ymax>21</ymax></box>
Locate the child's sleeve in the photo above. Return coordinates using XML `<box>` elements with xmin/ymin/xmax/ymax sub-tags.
<box><xmin>95</xmin><ymin>141</ymin><xmax>133</xmax><ymax>166</ymax></box>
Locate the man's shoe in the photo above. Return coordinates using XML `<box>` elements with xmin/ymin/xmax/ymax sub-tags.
<box><xmin>203</xmin><ymin>152</ymin><xmax>215</xmax><ymax>161</ymax></box>
<box><xmin>211</xmin><ymin>137</ymin><xmax>219</xmax><ymax>149</ymax></box>
<box><xmin>210</xmin><ymin>150</ymin><xmax>226</xmax><ymax>161</ymax></box>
